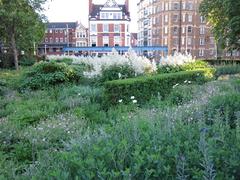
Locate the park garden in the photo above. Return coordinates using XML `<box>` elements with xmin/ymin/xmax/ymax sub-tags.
<box><xmin>0</xmin><ymin>50</ymin><xmax>240</xmax><ymax>179</ymax></box>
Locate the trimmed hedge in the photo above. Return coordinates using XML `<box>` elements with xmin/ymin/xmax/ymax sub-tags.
<box><xmin>104</xmin><ymin>69</ymin><xmax>215</xmax><ymax>106</ymax></box>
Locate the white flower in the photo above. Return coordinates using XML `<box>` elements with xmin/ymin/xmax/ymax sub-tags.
<box><xmin>118</xmin><ymin>73</ymin><xmax>122</xmax><ymax>79</ymax></box>
<box><xmin>42</xmin><ymin>138</ymin><xmax>46</xmax><ymax>142</ymax></box>
<box><xmin>132</xmin><ymin>100</ymin><xmax>137</xmax><ymax>104</ymax></box>
<box><xmin>184</xmin><ymin>80</ymin><xmax>188</xmax><ymax>83</ymax></box>
<box><xmin>131</xmin><ymin>96</ymin><xmax>135</xmax><ymax>100</ymax></box>
<box><xmin>118</xmin><ymin>99</ymin><xmax>123</xmax><ymax>103</ymax></box>
<box><xmin>78</xmin><ymin>93</ymin><xmax>81</xmax><ymax>96</ymax></box>
<box><xmin>173</xmin><ymin>83</ymin><xmax>179</xmax><ymax>89</ymax></box>
<box><xmin>188</xmin><ymin>81</ymin><xmax>192</xmax><ymax>84</ymax></box>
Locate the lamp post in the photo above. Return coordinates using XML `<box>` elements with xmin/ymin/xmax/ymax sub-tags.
<box><xmin>45</xmin><ymin>44</ymin><xmax>47</xmax><ymax>55</ymax></box>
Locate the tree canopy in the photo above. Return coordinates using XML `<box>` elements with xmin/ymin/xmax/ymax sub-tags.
<box><xmin>200</xmin><ymin>0</ymin><xmax>240</xmax><ymax>51</ymax></box>
<box><xmin>0</xmin><ymin>0</ymin><xmax>47</xmax><ymax>70</ymax></box>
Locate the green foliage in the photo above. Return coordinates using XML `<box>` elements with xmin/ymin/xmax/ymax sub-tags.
<box><xmin>206</xmin><ymin>93</ymin><xmax>240</xmax><ymax>128</ymax></box>
<box><xmin>104</xmin><ymin>69</ymin><xmax>214</xmax><ymax>106</ymax></box>
<box><xmin>167</xmin><ymin>85</ymin><xmax>196</xmax><ymax>105</ymax></box>
<box><xmin>200</xmin><ymin>0</ymin><xmax>240</xmax><ymax>50</ymax></box>
<box><xmin>19</xmin><ymin>56</ymin><xmax>36</xmax><ymax>66</ymax></box>
<box><xmin>0</xmin><ymin>0</ymin><xmax>47</xmax><ymax>69</ymax></box>
<box><xmin>101</xmin><ymin>64</ymin><xmax>135</xmax><ymax>82</ymax></box>
<box><xmin>20</xmin><ymin>62</ymin><xmax>80</xmax><ymax>90</ymax></box>
<box><xmin>157</xmin><ymin>60</ymin><xmax>210</xmax><ymax>74</ymax></box>
<box><xmin>215</xmin><ymin>64</ymin><xmax>240</xmax><ymax>77</ymax></box>
<box><xmin>53</xmin><ymin>58</ymin><xmax>73</xmax><ymax>65</ymax></box>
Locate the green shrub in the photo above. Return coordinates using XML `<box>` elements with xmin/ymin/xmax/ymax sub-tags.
<box><xmin>101</xmin><ymin>64</ymin><xmax>135</xmax><ymax>82</ymax></box>
<box><xmin>167</xmin><ymin>85</ymin><xmax>196</xmax><ymax>105</ymax></box>
<box><xmin>157</xmin><ymin>65</ymin><xmax>184</xmax><ymax>74</ymax></box>
<box><xmin>206</xmin><ymin>93</ymin><xmax>240</xmax><ymax>128</ymax></box>
<box><xmin>19</xmin><ymin>56</ymin><xmax>36</xmax><ymax>66</ymax></box>
<box><xmin>215</xmin><ymin>64</ymin><xmax>240</xmax><ymax>77</ymax></box>
<box><xmin>157</xmin><ymin>60</ymin><xmax>210</xmax><ymax>74</ymax></box>
<box><xmin>104</xmin><ymin>69</ymin><xmax>215</xmax><ymax>106</ymax></box>
<box><xmin>20</xmin><ymin>61</ymin><xmax>80</xmax><ymax>90</ymax></box>
<box><xmin>53</xmin><ymin>58</ymin><xmax>73</xmax><ymax>65</ymax></box>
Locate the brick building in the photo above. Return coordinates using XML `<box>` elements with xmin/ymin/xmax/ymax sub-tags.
<box><xmin>137</xmin><ymin>0</ymin><xmax>217</xmax><ymax>59</ymax></box>
<box><xmin>38</xmin><ymin>22</ymin><xmax>77</xmax><ymax>55</ymax></box>
<box><xmin>88</xmin><ymin>0</ymin><xmax>131</xmax><ymax>48</ymax></box>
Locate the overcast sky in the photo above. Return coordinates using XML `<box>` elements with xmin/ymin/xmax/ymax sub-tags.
<box><xmin>44</xmin><ymin>0</ymin><xmax>138</xmax><ymax>32</ymax></box>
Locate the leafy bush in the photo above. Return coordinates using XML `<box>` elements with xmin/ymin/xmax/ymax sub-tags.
<box><xmin>157</xmin><ymin>60</ymin><xmax>210</xmax><ymax>74</ymax></box>
<box><xmin>20</xmin><ymin>61</ymin><xmax>80</xmax><ymax>90</ymax></box>
<box><xmin>167</xmin><ymin>85</ymin><xmax>196</xmax><ymax>105</ymax></box>
<box><xmin>53</xmin><ymin>58</ymin><xmax>73</xmax><ymax>65</ymax></box>
<box><xmin>104</xmin><ymin>69</ymin><xmax>214</xmax><ymax>106</ymax></box>
<box><xmin>101</xmin><ymin>64</ymin><xmax>135</xmax><ymax>82</ymax></box>
<box><xmin>206</xmin><ymin>93</ymin><xmax>240</xmax><ymax>128</ymax></box>
<box><xmin>215</xmin><ymin>64</ymin><xmax>240</xmax><ymax>77</ymax></box>
<box><xmin>19</xmin><ymin>56</ymin><xmax>36</xmax><ymax>66</ymax></box>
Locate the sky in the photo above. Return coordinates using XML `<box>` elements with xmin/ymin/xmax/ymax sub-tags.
<box><xmin>44</xmin><ymin>0</ymin><xmax>138</xmax><ymax>32</ymax></box>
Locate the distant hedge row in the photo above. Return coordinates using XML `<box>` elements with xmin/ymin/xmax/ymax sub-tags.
<box><xmin>104</xmin><ymin>69</ymin><xmax>215</xmax><ymax>105</ymax></box>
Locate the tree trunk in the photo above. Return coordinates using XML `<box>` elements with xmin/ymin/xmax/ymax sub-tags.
<box><xmin>10</xmin><ymin>32</ymin><xmax>19</xmax><ymax>70</ymax></box>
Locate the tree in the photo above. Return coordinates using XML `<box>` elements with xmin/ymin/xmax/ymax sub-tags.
<box><xmin>200</xmin><ymin>0</ymin><xmax>240</xmax><ymax>52</ymax></box>
<box><xmin>0</xmin><ymin>0</ymin><xmax>47</xmax><ymax>70</ymax></box>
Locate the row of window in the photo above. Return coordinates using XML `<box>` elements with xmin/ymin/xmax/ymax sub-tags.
<box><xmin>90</xmin><ymin>36</ymin><xmax>130</xmax><ymax>46</ymax></box>
<box><xmin>76</xmin><ymin>42</ymin><xmax>87</xmax><ymax>47</ymax></box>
<box><xmin>76</xmin><ymin>32</ymin><xmax>87</xmax><ymax>38</ymax></box>
<box><xmin>90</xmin><ymin>24</ymin><xmax>129</xmax><ymax>33</ymax></box>
<box><xmin>100</xmin><ymin>12</ymin><xmax>122</xmax><ymax>20</ymax></box>
<box><xmin>45</xmin><ymin>37</ymin><xmax>68</xmax><ymax>43</ymax></box>
<box><xmin>139</xmin><ymin>2</ymin><xmax>194</xmax><ymax>17</ymax></box>
<box><xmin>47</xmin><ymin>29</ymin><xmax>71</xmax><ymax>34</ymax></box>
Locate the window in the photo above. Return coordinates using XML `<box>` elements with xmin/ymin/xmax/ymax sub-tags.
<box><xmin>114</xmin><ymin>36</ymin><xmax>121</xmax><ymax>46</ymax></box>
<box><xmin>173</xmin><ymin>3</ymin><xmax>179</xmax><ymax>10</ymax></box>
<box><xmin>199</xmin><ymin>49</ymin><xmax>204</xmax><ymax>57</ymax></box>
<box><xmin>187</xmin><ymin>37</ymin><xmax>192</xmax><ymax>45</ymax></box>
<box><xmin>200</xmin><ymin>38</ymin><xmax>205</xmax><ymax>45</ymax></box>
<box><xmin>173</xmin><ymin>26</ymin><xmax>178</xmax><ymax>34</ymax></box>
<box><xmin>164</xmin><ymin>37</ymin><xmax>168</xmax><ymax>45</ymax></box>
<box><xmin>49</xmin><ymin>29</ymin><xmax>52</xmax><ymax>33</ymax></box>
<box><xmin>60</xmin><ymin>30</ymin><xmax>63</xmax><ymax>33</ymax></box>
<box><xmin>50</xmin><ymin>37</ymin><xmax>53</xmax><ymax>43</ymax></box>
<box><xmin>114</xmin><ymin>24</ymin><xmax>120</xmax><ymax>32</ymax></box>
<box><xmin>164</xmin><ymin>15</ymin><xmax>168</xmax><ymax>23</ymax></box>
<box><xmin>188</xmin><ymin>26</ymin><xmax>192</xmax><ymax>33</ymax></box>
<box><xmin>91</xmin><ymin>24</ymin><xmax>97</xmax><ymax>33</ymax></box>
<box><xmin>200</xmin><ymin>26</ymin><xmax>205</xmax><ymax>34</ymax></box>
<box><xmin>55</xmin><ymin>30</ymin><xmax>58</xmax><ymax>33</ymax></box>
<box><xmin>173</xmin><ymin>15</ymin><xmax>178</xmax><ymax>22</ymax></box>
<box><xmin>200</xmin><ymin>16</ymin><xmax>206</xmax><ymax>23</ymax></box>
<box><xmin>103</xmin><ymin>24</ymin><xmax>109</xmax><ymax>32</ymax></box>
<box><xmin>60</xmin><ymin>38</ymin><xmax>63</xmax><ymax>43</ymax></box>
<box><xmin>164</xmin><ymin>26</ymin><xmax>168</xmax><ymax>34</ymax></box>
<box><xmin>182</xmin><ymin>27</ymin><xmax>185</xmax><ymax>34</ymax></box>
<box><xmin>103</xmin><ymin>36</ymin><xmax>109</xmax><ymax>46</ymax></box>
<box><xmin>91</xmin><ymin>36</ymin><xmax>97</xmax><ymax>46</ymax></box>
<box><xmin>55</xmin><ymin>38</ymin><xmax>59</xmax><ymax>43</ymax></box>
<box><xmin>186</xmin><ymin>2</ymin><xmax>193</xmax><ymax>10</ymax></box>
<box><xmin>45</xmin><ymin>38</ymin><xmax>48</xmax><ymax>43</ymax></box>
<box><xmin>173</xmin><ymin>38</ymin><xmax>178</xmax><ymax>45</ymax></box>
<box><xmin>165</xmin><ymin>2</ymin><xmax>169</xmax><ymax>10</ymax></box>
<box><xmin>182</xmin><ymin>37</ymin><xmax>185</xmax><ymax>45</ymax></box>
<box><xmin>182</xmin><ymin>14</ymin><xmax>186</xmax><ymax>22</ymax></box>
<box><xmin>188</xmin><ymin>14</ymin><xmax>193</xmax><ymax>22</ymax></box>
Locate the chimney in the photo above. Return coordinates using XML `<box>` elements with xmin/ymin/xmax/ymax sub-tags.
<box><xmin>89</xmin><ymin>0</ymin><xmax>93</xmax><ymax>15</ymax></box>
<box><xmin>125</xmin><ymin>0</ymin><xmax>129</xmax><ymax>12</ymax></box>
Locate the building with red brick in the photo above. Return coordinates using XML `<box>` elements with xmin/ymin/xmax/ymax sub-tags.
<box><xmin>88</xmin><ymin>0</ymin><xmax>131</xmax><ymax>48</ymax></box>
<box><xmin>38</xmin><ymin>22</ymin><xmax>77</xmax><ymax>55</ymax></box>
